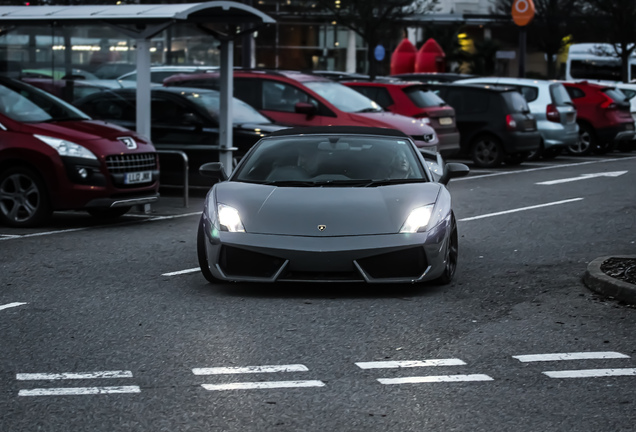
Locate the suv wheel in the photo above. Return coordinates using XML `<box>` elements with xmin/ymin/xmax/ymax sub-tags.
<box><xmin>568</xmin><ymin>123</ymin><xmax>595</xmax><ymax>156</ymax></box>
<box><xmin>471</xmin><ymin>135</ymin><xmax>504</xmax><ymax>168</ymax></box>
<box><xmin>0</xmin><ymin>166</ymin><xmax>52</xmax><ymax>228</ymax></box>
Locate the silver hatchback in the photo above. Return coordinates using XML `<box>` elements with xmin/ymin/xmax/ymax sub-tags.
<box><xmin>455</xmin><ymin>77</ymin><xmax>579</xmax><ymax>159</ymax></box>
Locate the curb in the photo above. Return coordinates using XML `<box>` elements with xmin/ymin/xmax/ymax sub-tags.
<box><xmin>583</xmin><ymin>256</ymin><xmax>636</xmax><ymax>305</ymax></box>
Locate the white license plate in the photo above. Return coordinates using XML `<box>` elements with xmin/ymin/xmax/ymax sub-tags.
<box><xmin>125</xmin><ymin>171</ymin><xmax>152</xmax><ymax>184</ymax></box>
<box><xmin>439</xmin><ymin>117</ymin><xmax>453</xmax><ymax>125</ymax></box>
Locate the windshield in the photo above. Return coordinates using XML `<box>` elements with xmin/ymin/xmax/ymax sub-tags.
<box><xmin>304</xmin><ymin>81</ymin><xmax>382</xmax><ymax>113</ymax></box>
<box><xmin>182</xmin><ymin>90</ymin><xmax>272</xmax><ymax>124</ymax></box>
<box><xmin>234</xmin><ymin>135</ymin><xmax>427</xmax><ymax>185</ymax></box>
<box><xmin>0</xmin><ymin>79</ymin><xmax>90</xmax><ymax>123</ymax></box>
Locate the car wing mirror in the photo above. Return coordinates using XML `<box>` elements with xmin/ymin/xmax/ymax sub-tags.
<box><xmin>199</xmin><ymin>162</ymin><xmax>228</xmax><ymax>182</ymax></box>
<box><xmin>295</xmin><ymin>102</ymin><xmax>317</xmax><ymax>116</ymax></box>
<box><xmin>439</xmin><ymin>162</ymin><xmax>469</xmax><ymax>185</ymax></box>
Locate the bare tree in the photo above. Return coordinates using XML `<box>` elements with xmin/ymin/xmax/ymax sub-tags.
<box><xmin>491</xmin><ymin>0</ymin><xmax>581</xmax><ymax>78</ymax></box>
<box><xmin>307</xmin><ymin>0</ymin><xmax>439</xmax><ymax>78</ymax></box>
<box><xmin>581</xmin><ymin>0</ymin><xmax>636</xmax><ymax>82</ymax></box>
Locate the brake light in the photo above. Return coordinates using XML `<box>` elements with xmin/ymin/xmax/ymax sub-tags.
<box><xmin>600</xmin><ymin>93</ymin><xmax>617</xmax><ymax>110</ymax></box>
<box><xmin>546</xmin><ymin>104</ymin><xmax>560</xmax><ymax>122</ymax></box>
<box><xmin>506</xmin><ymin>114</ymin><xmax>517</xmax><ymax>131</ymax></box>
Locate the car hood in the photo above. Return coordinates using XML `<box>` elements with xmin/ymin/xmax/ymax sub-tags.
<box><xmin>214</xmin><ymin>181</ymin><xmax>441</xmax><ymax>236</ymax></box>
<box><xmin>353</xmin><ymin>111</ymin><xmax>435</xmax><ymax>136</ymax></box>
<box><xmin>23</xmin><ymin>120</ymin><xmax>143</xmax><ymax>143</ymax></box>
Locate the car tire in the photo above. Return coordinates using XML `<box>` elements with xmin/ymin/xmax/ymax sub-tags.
<box><xmin>471</xmin><ymin>134</ymin><xmax>504</xmax><ymax>168</ymax></box>
<box><xmin>86</xmin><ymin>206</ymin><xmax>132</xmax><ymax>219</ymax></box>
<box><xmin>433</xmin><ymin>212</ymin><xmax>458</xmax><ymax>285</ymax></box>
<box><xmin>568</xmin><ymin>123</ymin><xmax>595</xmax><ymax>156</ymax></box>
<box><xmin>0</xmin><ymin>166</ymin><xmax>52</xmax><ymax>228</ymax></box>
<box><xmin>197</xmin><ymin>216</ymin><xmax>226</xmax><ymax>284</ymax></box>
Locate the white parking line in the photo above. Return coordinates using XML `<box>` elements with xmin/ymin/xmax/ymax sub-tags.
<box><xmin>454</xmin><ymin>155</ymin><xmax>636</xmax><ymax>182</ymax></box>
<box><xmin>458</xmin><ymin>198</ymin><xmax>584</xmax><ymax>222</ymax></box>
<box><xmin>543</xmin><ymin>369</ymin><xmax>636</xmax><ymax>379</ymax></box>
<box><xmin>17</xmin><ymin>371</ymin><xmax>133</xmax><ymax>380</ymax></box>
<box><xmin>513</xmin><ymin>352</ymin><xmax>629</xmax><ymax>362</ymax></box>
<box><xmin>162</xmin><ymin>267</ymin><xmax>200</xmax><ymax>276</ymax></box>
<box><xmin>193</xmin><ymin>364</ymin><xmax>309</xmax><ymax>375</ymax></box>
<box><xmin>18</xmin><ymin>386</ymin><xmax>141</xmax><ymax>397</ymax></box>
<box><xmin>0</xmin><ymin>302</ymin><xmax>27</xmax><ymax>311</ymax></box>
<box><xmin>201</xmin><ymin>380</ymin><xmax>325</xmax><ymax>391</ymax></box>
<box><xmin>0</xmin><ymin>212</ymin><xmax>201</xmax><ymax>241</ymax></box>
<box><xmin>355</xmin><ymin>359</ymin><xmax>466</xmax><ymax>369</ymax></box>
<box><xmin>378</xmin><ymin>374</ymin><xmax>493</xmax><ymax>385</ymax></box>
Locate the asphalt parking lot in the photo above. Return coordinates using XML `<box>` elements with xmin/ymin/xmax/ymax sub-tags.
<box><xmin>1</xmin><ymin>152</ymin><xmax>635</xmax><ymax>432</ymax></box>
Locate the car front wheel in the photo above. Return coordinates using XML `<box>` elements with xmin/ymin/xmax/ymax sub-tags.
<box><xmin>471</xmin><ymin>135</ymin><xmax>504</xmax><ymax>168</ymax></box>
<box><xmin>197</xmin><ymin>216</ymin><xmax>226</xmax><ymax>284</ymax></box>
<box><xmin>433</xmin><ymin>213</ymin><xmax>458</xmax><ymax>285</ymax></box>
<box><xmin>0</xmin><ymin>166</ymin><xmax>52</xmax><ymax>228</ymax></box>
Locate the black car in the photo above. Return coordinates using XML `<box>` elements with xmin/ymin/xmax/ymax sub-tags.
<box><xmin>74</xmin><ymin>87</ymin><xmax>287</xmax><ymax>186</ymax></box>
<box><xmin>428</xmin><ymin>84</ymin><xmax>541</xmax><ymax>168</ymax></box>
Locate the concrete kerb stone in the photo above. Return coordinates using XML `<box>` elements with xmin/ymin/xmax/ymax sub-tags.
<box><xmin>583</xmin><ymin>255</ymin><xmax>636</xmax><ymax>305</ymax></box>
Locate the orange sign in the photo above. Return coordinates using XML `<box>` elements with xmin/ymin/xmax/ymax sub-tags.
<box><xmin>512</xmin><ymin>0</ymin><xmax>535</xmax><ymax>26</ymax></box>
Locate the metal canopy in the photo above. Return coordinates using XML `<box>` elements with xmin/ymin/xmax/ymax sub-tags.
<box><xmin>0</xmin><ymin>2</ymin><xmax>275</xmax><ymax>175</ymax></box>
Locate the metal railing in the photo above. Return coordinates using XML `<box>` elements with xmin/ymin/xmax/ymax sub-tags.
<box><xmin>156</xmin><ymin>150</ymin><xmax>189</xmax><ymax>208</ymax></box>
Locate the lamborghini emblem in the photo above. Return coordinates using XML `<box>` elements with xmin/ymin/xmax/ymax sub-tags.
<box><xmin>317</xmin><ymin>225</ymin><xmax>326</xmax><ymax>231</ymax></box>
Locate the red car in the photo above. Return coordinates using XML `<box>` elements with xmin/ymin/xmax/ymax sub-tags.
<box><xmin>0</xmin><ymin>78</ymin><xmax>159</xmax><ymax>227</ymax></box>
<box><xmin>562</xmin><ymin>81</ymin><xmax>636</xmax><ymax>155</ymax></box>
<box><xmin>341</xmin><ymin>79</ymin><xmax>460</xmax><ymax>157</ymax></box>
<box><xmin>163</xmin><ymin>70</ymin><xmax>439</xmax><ymax>152</ymax></box>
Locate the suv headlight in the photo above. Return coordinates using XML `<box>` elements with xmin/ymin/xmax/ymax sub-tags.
<box><xmin>35</xmin><ymin>135</ymin><xmax>97</xmax><ymax>160</ymax></box>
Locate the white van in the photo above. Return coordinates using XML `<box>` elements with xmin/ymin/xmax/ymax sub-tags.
<box><xmin>565</xmin><ymin>43</ymin><xmax>636</xmax><ymax>83</ymax></box>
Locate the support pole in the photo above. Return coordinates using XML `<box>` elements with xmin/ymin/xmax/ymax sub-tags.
<box><xmin>135</xmin><ymin>37</ymin><xmax>152</xmax><ymax>140</ymax></box>
<box><xmin>219</xmin><ymin>38</ymin><xmax>234</xmax><ymax>176</ymax></box>
<box><xmin>518</xmin><ymin>27</ymin><xmax>526</xmax><ymax>78</ymax></box>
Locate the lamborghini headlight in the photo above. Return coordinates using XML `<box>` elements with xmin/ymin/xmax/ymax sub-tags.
<box><xmin>400</xmin><ymin>204</ymin><xmax>434</xmax><ymax>233</ymax></box>
<box><xmin>34</xmin><ymin>135</ymin><xmax>97</xmax><ymax>160</ymax></box>
<box><xmin>217</xmin><ymin>203</ymin><xmax>245</xmax><ymax>232</ymax></box>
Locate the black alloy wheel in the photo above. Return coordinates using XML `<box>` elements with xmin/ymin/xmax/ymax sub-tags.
<box><xmin>471</xmin><ymin>134</ymin><xmax>504</xmax><ymax>168</ymax></box>
<box><xmin>197</xmin><ymin>216</ymin><xmax>225</xmax><ymax>284</ymax></box>
<box><xmin>0</xmin><ymin>166</ymin><xmax>52</xmax><ymax>228</ymax></box>
<box><xmin>568</xmin><ymin>122</ymin><xmax>595</xmax><ymax>156</ymax></box>
<box><xmin>433</xmin><ymin>213</ymin><xmax>458</xmax><ymax>285</ymax></box>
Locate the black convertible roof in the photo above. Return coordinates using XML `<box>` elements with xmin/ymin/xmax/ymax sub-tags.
<box><xmin>267</xmin><ymin>126</ymin><xmax>410</xmax><ymax>138</ymax></box>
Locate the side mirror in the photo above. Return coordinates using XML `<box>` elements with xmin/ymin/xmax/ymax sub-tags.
<box><xmin>439</xmin><ymin>162</ymin><xmax>469</xmax><ymax>185</ymax></box>
<box><xmin>199</xmin><ymin>162</ymin><xmax>228</xmax><ymax>182</ymax></box>
<box><xmin>295</xmin><ymin>102</ymin><xmax>317</xmax><ymax>116</ymax></box>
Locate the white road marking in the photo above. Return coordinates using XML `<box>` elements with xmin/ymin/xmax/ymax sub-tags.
<box><xmin>458</xmin><ymin>198</ymin><xmax>584</xmax><ymax>222</ymax></box>
<box><xmin>454</xmin><ymin>155</ymin><xmax>636</xmax><ymax>182</ymax></box>
<box><xmin>0</xmin><ymin>234</ymin><xmax>20</xmax><ymax>239</ymax></box>
<box><xmin>513</xmin><ymin>352</ymin><xmax>629</xmax><ymax>362</ymax></box>
<box><xmin>378</xmin><ymin>374</ymin><xmax>493</xmax><ymax>385</ymax></box>
<box><xmin>17</xmin><ymin>371</ymin><xmax>133</xmax><ymax>380</ymax></box>
<box><xmin>0</xmin><ymin>212</ymin><xmax>201</xmax><ymax>241</ymax></box>
<box><xmin>543</xmin><ymin>368</ymin><xmax>636</xmax><ymax>379</ymax></box>
<box><xmin>18</xmin><ymin>386</ymin><xmax>141</xmax><ymax>397</ymax></box>
<box><xmin>193</xmin><ymin>364</ymin><xmax>309</xmax><ymax>375</ymax></box>
<box><xmin>0</xmin><ymin>302</ymin><xmax>27</xmax><ymax>311</ymax></box>
<box><xmin>355</xmin><ymin>359</ymin><xmax>466</xmax><ymax>369</ymax></box>
<box><xmin>536</xmin><ymin>171</ymin><xmax>628</xmax><ymax>185</ymax></box>
<box><xmin>201</xmin><ymin>380</ymin><xmax>325</xmax><ymax>391</ymax></box>
<box><xmin>162</xmin><ymin>267</ymin><xmax>200</xmax><ymax>276</ymax></box>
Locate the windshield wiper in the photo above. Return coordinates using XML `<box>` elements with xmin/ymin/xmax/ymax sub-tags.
<box><xmin>259</xmin><ymin>180</ymin><xmax>316</xmax><ymax>187</ymax></box>
<box><xmin>364</xmin><ymin>178</ymin><xmax>427</xmax><ymax>187</ymax></box>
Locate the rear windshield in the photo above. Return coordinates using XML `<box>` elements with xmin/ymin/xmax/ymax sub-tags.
<box><xmin>549</xmin><ymin>83</ymin><xmax>573</xmax><ymax>106</ymax></box>
<box><xmin>404</xmin><ymin>86</ymin><xmax>447</xmax><ymax>108</ymax></box>
<box><xmin>502</xmin><ymin>91</ymin><xmax>530</xmax><ymax>113</ymax></box>
<box><xmin>603</xmin><ymin>88</ymin><xmax>629</xmax><ymax>103</ymax></box>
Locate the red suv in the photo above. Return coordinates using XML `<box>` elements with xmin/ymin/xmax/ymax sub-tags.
<box><xmin>0</xmin><ymin>78</ymin><xmax>159</xmax><ymax>227</ymax></box>
<box><xmin>341</xmin><ymin>79</ymin><xmax>460</xmax><ymax>157</ymax></box>
<box><xmin>163</xmin><ymin>70</ymin><xmax>439</xmax><ymax>152</ymax></box>
<box><xmin>562</xmin><ymin>81</ymin><xmax>636</xmax><ymax>155</ymax></box>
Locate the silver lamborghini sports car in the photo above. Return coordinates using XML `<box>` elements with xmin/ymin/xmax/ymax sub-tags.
<box><xmin>197</xmin><ymin>126</ymin><xmax>469</xmax><ymax>284</ymax></box>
